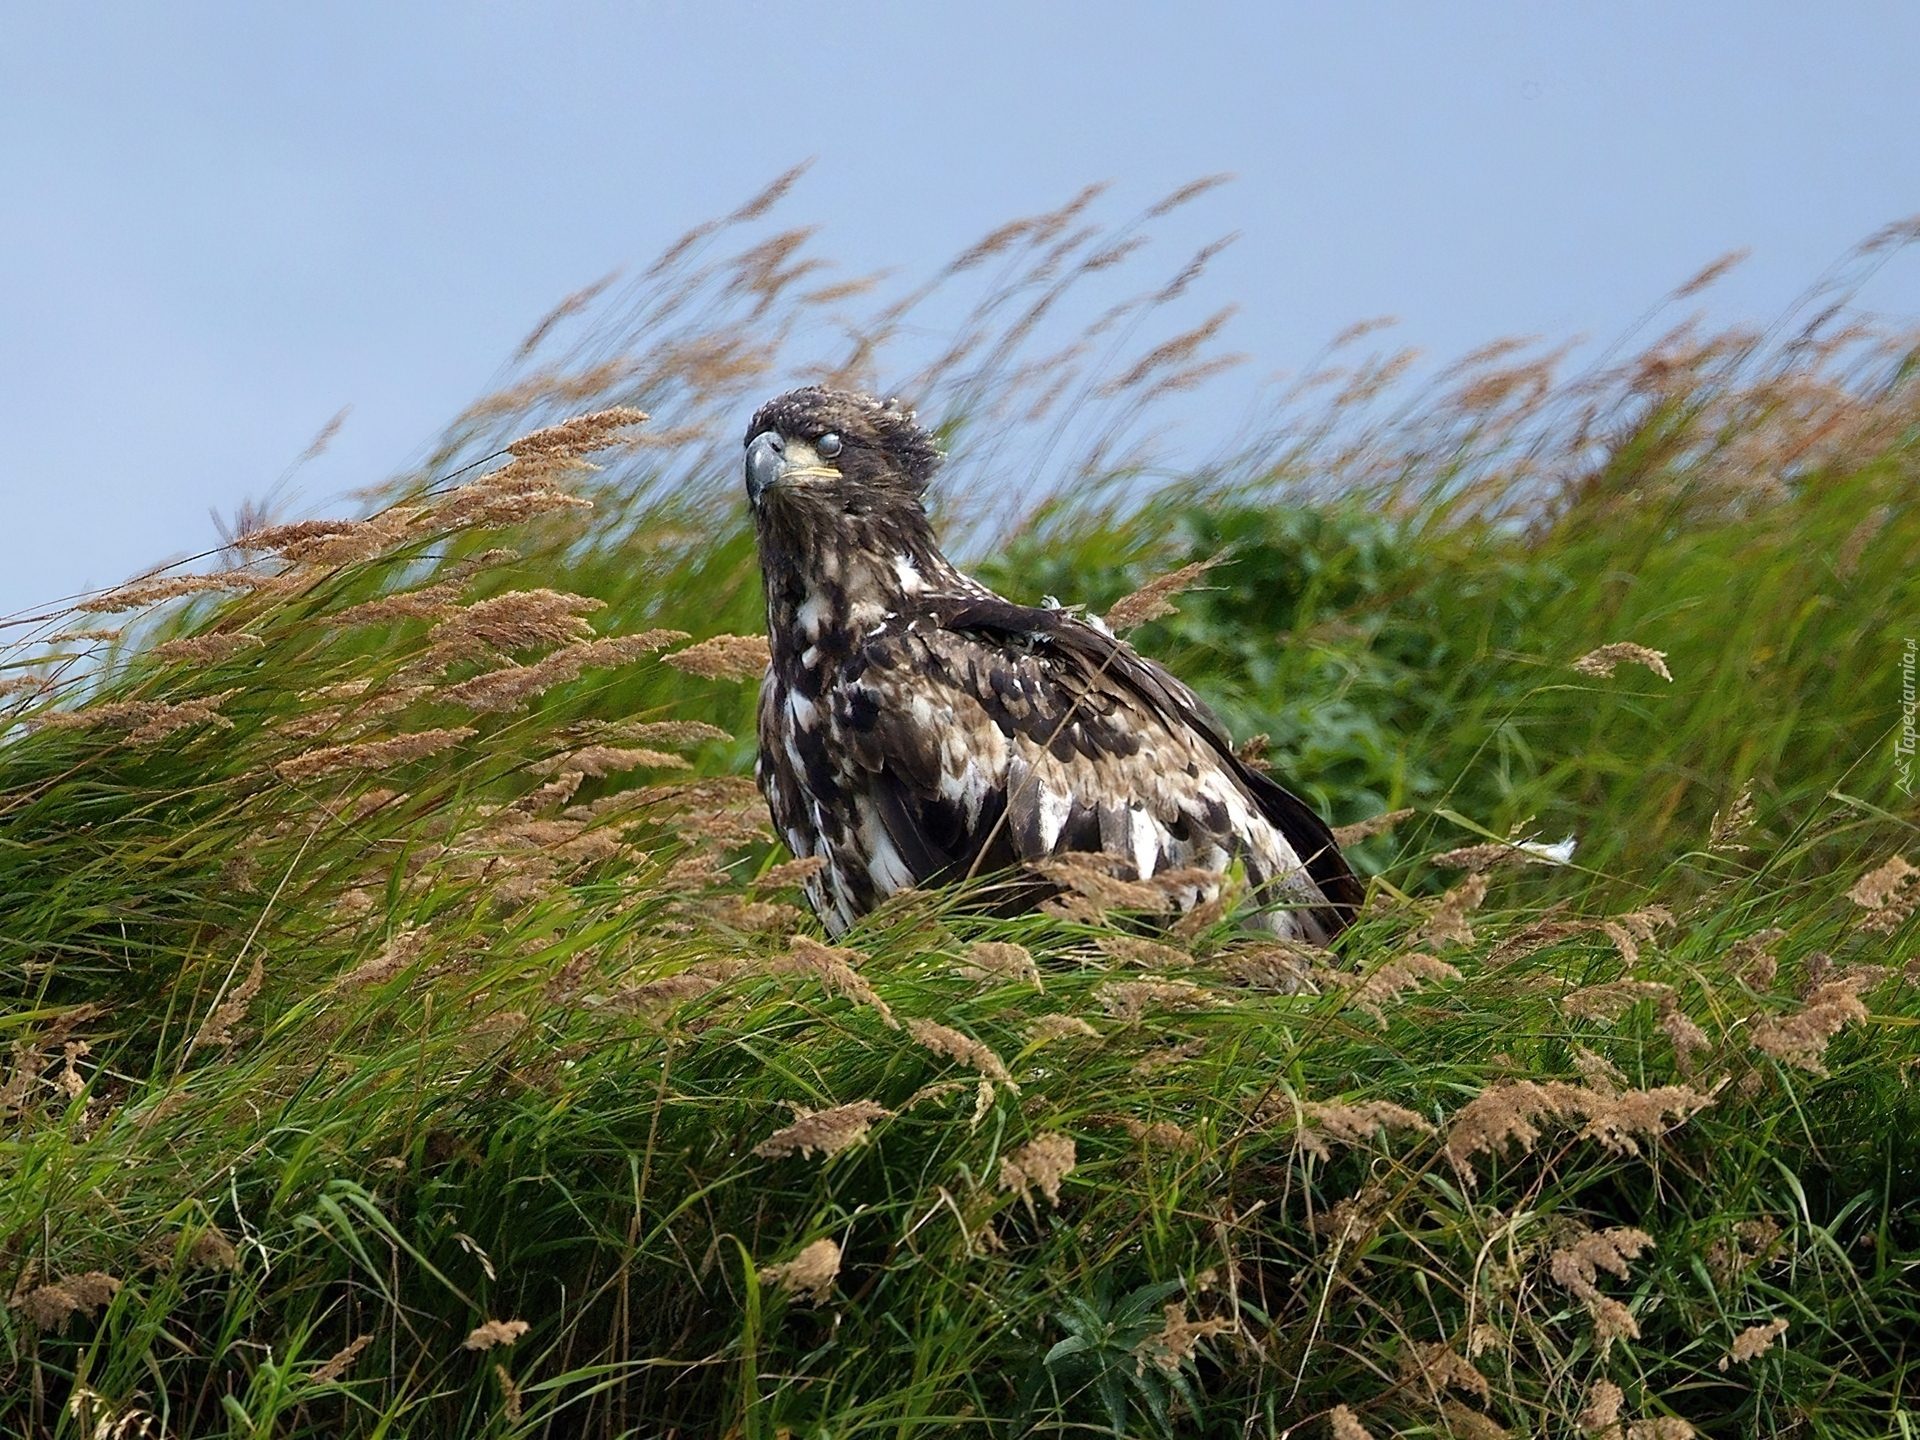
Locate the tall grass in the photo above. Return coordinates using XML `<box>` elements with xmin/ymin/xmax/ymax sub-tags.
<box><xmin>2</xmin><ymin>182</ymin><xmax>1916</xmax><ymax>1438</ymax></box>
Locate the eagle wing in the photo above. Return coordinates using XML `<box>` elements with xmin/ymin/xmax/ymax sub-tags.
<box><xmin>830</xmin><ymin>595</ymin><xmax>1362</xmax><ymax>939</ymax></box>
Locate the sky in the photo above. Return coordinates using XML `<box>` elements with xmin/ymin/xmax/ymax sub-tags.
<box><xmin>2</xmin><ymin>2</ymin><xmax>1916</xmax><ymax>618</ymax></box>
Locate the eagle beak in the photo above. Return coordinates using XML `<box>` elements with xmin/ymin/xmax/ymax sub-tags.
<box><xmin>745</xmin><ymin>431</ymin><xmax>785</xmax><ymax>506</ymax></box>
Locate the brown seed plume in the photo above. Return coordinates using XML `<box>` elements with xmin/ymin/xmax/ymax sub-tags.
<box><xmin>1102</xmin><ymin>555</ymin><xmax>1226</xmax><ymax>630</ymax></box>
<box><xmin>662</xmin><ymin>633</ymin><xmax>772</xmax><ymax>681</ymax></box>
<box><xmin>998</xmin><ymin>1133</ymin><xmax>1076</xmax><ymax>1206</ymax></box>
<box><xmin>277</xmin><ymin>727</ymin><xmax>475</xmax><ymax>782</ymax></box>
<box><xmin>1572</xmin><ymin>643</ymin><xmax>1674</xmax><ymax>682</ymax></box>
<box><xmin>758</xmin><ymin>1237</ymin><xmax>840</xmax><ymax>1304</ymax></box>
<box><xmin>506</xmin><ymin>406</ymin><xmax>648</xmax><ymax>457</ymax></box>
<box><xmin>753</xmin><ymin>1100</ymin><xmax>890</xmax><ymax>1160</ymax></box>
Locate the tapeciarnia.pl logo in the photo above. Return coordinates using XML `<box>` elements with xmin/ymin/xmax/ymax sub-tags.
<box><xmin>1898</xmin><ymin>637</ymin><xmax>1916</xmax><ymax>797</ymax></box>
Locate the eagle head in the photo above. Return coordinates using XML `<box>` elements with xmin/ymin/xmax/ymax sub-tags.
<box><xmin>743</xmin><ymin>387</ymin><xmax>942</xmax><ymax>523</ymax></box>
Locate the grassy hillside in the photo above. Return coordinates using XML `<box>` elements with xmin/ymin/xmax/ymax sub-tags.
<box><xmin>3</xmin><ymin>185</ymin><xmax>1917</xmax><ymax>1438</ymax></box>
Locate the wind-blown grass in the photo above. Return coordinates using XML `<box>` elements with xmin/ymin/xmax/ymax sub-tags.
<box><xmin>2</xmin><ymin>184</ymin><xmax>1916</xmax><ymax>1438</ymax></box>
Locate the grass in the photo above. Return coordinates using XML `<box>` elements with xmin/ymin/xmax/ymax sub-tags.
<box><xmin>2</xmin><ymin>182</ymin><xmax>1916</xmax><ymax>1437</ymax></box>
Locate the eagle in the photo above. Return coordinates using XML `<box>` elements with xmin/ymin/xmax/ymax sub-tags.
<box><xmin>744</xmin><ymin>387</ymin><xmax>1363</xmax><ymax>944</ymax></box>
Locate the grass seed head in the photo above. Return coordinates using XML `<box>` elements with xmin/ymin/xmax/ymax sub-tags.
<box><xmin>758</xmin><ymin>1237</ymin><xmax>840</xmax><ymax>1304</ymax></box>
<box><xmin>662</xmin><ymin>633</ymin><xmax>772</xmax><ymax>680</ymax></box>
<box><xmin>907</xmin><ymin>1018</ymin><xmax>1012</xmax><ymax>1082</ymax></box>
<box><xmin>1572</xmin><ymin>643</ymin><xmax>1674</xmax><ymax>681</ymax></box>
<box><xmin>1579</xmin><ymin>1378</ymin><xmax>1625</xmax><ymax>1432</ymax></box>
<box><xmin>1847</xmin><ymin>855</ymin><xmax>1917</xmax><ymax>932</ymax></box>
<box><xmin>1295</xmin><ymin>1099</ymin><xmax>1434</xmax><ymax>1160</ymax></box>
<box><xmin>1136</xmin><ymin>1302</ymin><xmax>1233</xmax><ymax>1373</ymax></box>
<box><xmin>998</xmin><ymin>1132</ymin><xmax>1076</xmax><ymax>1206</ymax></box>
<box><xmin>312</xmin><ymin>1334</ymin><xmax>373</xmax><ymax>1384</ymax></box>
<box><xmin>1750</xmin><ymin>980</ymin><xmax>1870</xmax><ymax>1075</ymax></box>
<box><xmin>506</xmin><ymin>406</ymin><xmax>649</xmax><ymax>457</ymax></box>
<box><xmin>1332</xmin><ymin>807</ymin><xmax>1415</xmax><ymax>848</ymax></box>
<box><xmin>1421</xmin><ymin>875</ymin><xmax>1489</xmax><ymax>949</ymax></box>
<box><xmin>1719</xmin><ymin>1317</ymin><xmax>1789</xmax><ymax>1369</ymax></box>
<box><xmin>462</xmin><ymin>1319</ymin><xmax>529</xmax><ymax>1351</ymax></box>
<box><xmin>278</xmin><ymin>727</ymin><xmax>475</xmax><ymax>783</ymax></box>
<box><xmin>1102</xmin><ymin>555</ymin><xmax>1226</xmax><ymax>630</ymax></box>
<box><xmin>754</xmin><ymin>1100</ymin><xmax>890</xmax><ymax>1160</ymax></box>
<box><xmin>957</xmin><ymin>940</ymin><xmax>1040</xmax><ymax>988</ymax></box>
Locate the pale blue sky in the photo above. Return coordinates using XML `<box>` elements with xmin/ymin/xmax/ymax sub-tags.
<box><xmin>2</xmin><ymin>3</ymin><xmax>1915</xmax><ymax>617</ymax></box>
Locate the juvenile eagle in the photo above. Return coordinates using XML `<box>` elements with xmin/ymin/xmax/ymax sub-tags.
<box><xmin>745</xmin><ymin>387</ymin><xmax>1363</xmax><ymax>943</ymax></box>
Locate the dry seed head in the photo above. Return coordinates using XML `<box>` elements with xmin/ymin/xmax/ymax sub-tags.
<box><xmin>1749</xmin><ymin>980</ymin><xmax>1869</xmax><ymax>1075</ymax></box>
<box><xmin>1439</xmin><ymin>1399</ymin><xmax>1511</xmax><ymax>1440</ymax></box>
<box><xmin>280</xmin><ymin>506</ymin><xmax>423</xmax><ymax>567</ymax></box>
<box><xmin>1657</xmin><ymin>992</ymin><xmax>1712</xmax><ymax>1069</ymax></box>
<box><xmin>1572</xmin><ymin>643</ymin><xmax>1674</xmax><ymax>682</ymax></box>
<box><xmin>277</xmin><ymin>726</ymin><xmax>474</xmax><ymax>782</ymax></box>
<box><xmin>190</xmin><ymin>957</ymin><xmax>264</xmax><ymax>1053</ymax></box>
<box><xmin>758</xmin><ymin>1237</ymin><xmax>840</xmax><ymax>1304</ymax></box>
<box><xmin>1096</xmin><ymin>934</ymin><xmax>1192</xmax><ymax>970</ymax></box>
<box><xmin>1329</xmin><ymin>1405</ymin><xmax>1376</xmax><ymax>1440</ymax></box>
<box><xmin>1847</xmin><ymin>855</ymin><xmax>1918</xmax><ymax>933</ymax></box>
<box><xmin>1332</xmin><ymin>807</ymin><xmax>1415</xmax><ymax>848</ymax></box>
<box><xmin>1102</xmin><ymin>555</ymin><xmax>1226</xmax><ymax>631</ymax></box>
<box><xmin>438</xmin><ymin>629</ymin><xmax>685</xmax><ymax>711</ymax></box>
<box><xmin>607</xmin><ymin>974</ymin><xmax>719</xmax><ymax>1016</ymax></box>
<box><xmin>1578</xmin><ymin>1378</ymin><xmax>1625</xmax><ymax>1432</ymax></box>
<box><xmin>1095</xmin><ymin>977</ymin><xmax>1211</xmax><ymax>1020</ymax></box>
<box><xmin>1420</xmin><ymin>874</ymin><xmax>1488</xmax><ymax>949</ymax></box>
<box><xmin>505</xmin><ymin>406</ymin><xmax>648</xmax><ymax>458</ymax></box>
<box><xmin>1398</xmin><ymin>1341</ymin><xmax>1490</xmax><ymax>1405</ymax></box>
<box><xmin>1562</xmin><ymin>980</ymin><xmax>1672</xmax><ymax>1024</ymax></box>
<box><xmin>558</xmin><ymin>745</ymin><xmax>690</xmax><ymax>777</ymax></box>
<box><xmin>1132</xmin><ymin>1037</ymin><xmax>1206</xmax><ymax>1075</ymax></box>
<box><xmin>34</xmin><ymin>691</ymin><xmax>239</xmax><ymax>745</ymax></box>
<box><xmin>462</xmin><ymin>1318</ymin><xmax>529</xmax><ymax>1351</ymax></box>
<box><xmin>1719</xmin><ymin>1317</ymin><xmax>1788</xmax><ymax>1370</ymax></box>
<box><xmin>188</xmin><ymin>1226</ymin><xmax>238</xmax><ymax>1271</ymax></box>
<box><xmin>1626</xmin><ymin>1421</ymin><xmax>1696</xmax><ymax>1440</ymax></box>
<box><xmin>336</xmin><ymin>927</ymin><xmax>429</xmax><ymax>991</ymax></box>
<box><xmin>1027</xmin><ymin>1013</ymin><xmax>1100</xmax><ymax>1044</ymax></box>
<box><xmin>758</xmin><ymin>855</ymin><xmax>828</xmax><ymax>889</ymax></box>
<box><xmin>957</xmin><ymin>940</ymin><xmax>1040</xmax><ymax>988</ymax></box>
<box><xmin>1136</xmin><ymin>1302</ymin><xmax>1233</xmax><ymax>1374</ymax></box>
<box><xmin>1217</xmin><ymin>940</ymin><xmax>1316</xmax><ymax>993</ymax></box>
<box><xmin>1340</xmin><ymin>951</ymin><xmax>1460</xmax><ymax>1024</ymax></box>
<box><xmin>1709</xmin><ymin>784</ymin><xmax>1757</xmax><ymax>852</ymax></box>
<box><xmin>1551</xmin><ymin>1226</ymin><xmax>1654</xmax><ymax>1346</ymax></box>
<box><xmin>1295</xmin><ymin>1099</ymin><xmax>1433</xmax><ymax>1161</ymax></box>
<box><xmin>329</xmin><ymin>580</ymin><xmax>467</xmax><ymax>628</ymax></box>
<box><xmin>998</xmin><ymin>1132</ymin><xmax>1076</xmax><ymax>1206</ymax></box>
<box><xmin>431</xmin><ymin>588</ymin><xmax>604</xmax><ymax>656</ymax></box>
<box><xmin>77</xmin><ymin>572</ymin><xmax>269</xmax><ymax>613</ymax></box>
<box><xmin>150</xmin><ymin>633</ymin><xmax>265</xmax><ymax>664</ymax></box>
<box><xmin>313</xmin><ymin>1334</ymin><xmax>373</xmax><ymax>1384</ymax></box>
<box><xmin>662</xmin><ymin>633</ymin><xmax>772</xmax><ymax>681</ymax></box>
<box><xmin>1035</xmin><ymin>855</ymin><xmax>1175</xmax><ymax>916</ymax></box>
<box><xmin>13</xmin><ymin>1271</ymin><xmax>122</xmax><ymax>1332</ymax></box>
<box><xmin>907</xmin><ymin>1018</ymin><xmax>1011</xmax><ymax>1082</ymax></box>
<box><xmin>233</xmin><ymin>518</ymin><xmax>358</xmax><ymax>554</ymax></box>
<box><xmin>772</xmin><ymin>934</ymin><xmax>898</xmax><ymax>1027</ymax></box>
<box><xmin>754</xmin><ymin>1099</ymin><xmax>890</xmax><ymax>1160</ymax></box>
<box><xmin>590</xmin><ymin>719</ymin><xmax>731</xmax><ymax>749</ymax></box>
<box><xmin>1121</xmin><ymin>1118</ymin><xmax>1196</xmax><ymax>1151</ymax></box>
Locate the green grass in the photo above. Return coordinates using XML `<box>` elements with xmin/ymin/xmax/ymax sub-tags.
<box><xmin>2</xmin><ymin>186</ymin><xmax>1916</xmax><ymax>1437</ymax></box>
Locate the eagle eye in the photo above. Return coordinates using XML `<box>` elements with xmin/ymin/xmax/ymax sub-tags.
<box><xmin>816</xmin><ymin>432</ymin><xmax>842</xmax><ymax>458</ymax></box>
